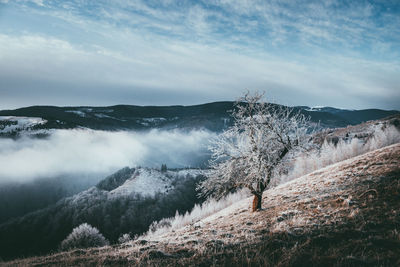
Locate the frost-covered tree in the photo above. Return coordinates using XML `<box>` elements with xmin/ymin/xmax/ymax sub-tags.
<box><xmin>60</xmin><ymin>223</ymin><xmax>109</xmax><ymax>251</ymax></box>
<box><xmin>118</xmin><ymin>233</ymin><xmax>132</xmax><ymax>244</ymax></box>
<box><xmin>198</xmin><ymin>92</ymin><xmax>312</xmax><ymax>211</ymax></box>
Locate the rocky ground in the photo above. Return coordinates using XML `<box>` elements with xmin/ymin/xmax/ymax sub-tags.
<box><xmin>3</xmin><ymin>143</ymin><xmax>400</xmax><ymax>266</ymax></box>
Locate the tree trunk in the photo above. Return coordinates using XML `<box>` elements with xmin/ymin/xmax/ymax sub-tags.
<box><xmin>252</xmin><ymin>193</ymin><xmax>262</xmax><ymax>212</ymax></box>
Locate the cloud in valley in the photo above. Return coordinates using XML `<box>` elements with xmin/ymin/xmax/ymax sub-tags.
<box><xmin>0</xmin><ymin>129</ymin><xmax>215</xmax><ymax>183</ymax></box>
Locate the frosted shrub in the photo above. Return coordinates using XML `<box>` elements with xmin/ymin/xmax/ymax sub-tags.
<box><xmin>278</xmin><ymin>125</ymin><xmax>400</xmax><ymax>184</ymax></box>
<box><xmin>364</xmin><ymin>125</ymin><xmax>400</xmax><ymax>151</ymax></box>
<box><xmin>144</xmin><ymin>190</ymin><xmax>249</xmax><ymax>239</ymax></box>
<box><xmin>149</xmin><ymin>218</ymin><xmax>172</xmax><ymax>233</ymax></box>
<box><xmin>60</xmin><ymin>223</ymin><xmax>109</xmax><ymax>251</ymax></box>
<box><xmin>118</xmin><ymin>233</ymin><xmax>132</xmax><ymax>244</ymax></box>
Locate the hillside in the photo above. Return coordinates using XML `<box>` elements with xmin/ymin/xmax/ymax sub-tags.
<box><xmin>0</xmin><ymin>168</ymin><xmax>206</xmax><ymax>261</ymax></box>
<box><xmin>1</xmin><ymin>103</ymin><xmax>398</xmax><ymax>137</ymax></box>
<box><xmin>5</xmin><ymin>143</ymin><xmax>399</xmax><ymax>266</ymax></box>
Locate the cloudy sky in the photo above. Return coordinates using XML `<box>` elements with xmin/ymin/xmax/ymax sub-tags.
<box><xmin>0</xmin><ymin>0</ymin><xmax>399</xmax><ymax>110</ymax></box>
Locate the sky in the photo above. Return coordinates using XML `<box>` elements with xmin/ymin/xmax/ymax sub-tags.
<box><xmin>0</xmin><ymin>0</ymin><xmax>399</xmax><ymax>110</ymax></box>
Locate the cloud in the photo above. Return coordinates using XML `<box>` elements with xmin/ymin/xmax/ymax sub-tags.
<box><xmin>203</xmin><ymin>0</ymin><xmax>400</xmax><ymax>50</ymax></box>
<box><xmin>31</xmin><ymin>0</ymin><xmax>45</xmax><ymax>6</ymax></box>
<box><xmin>1</xmin><ymin>32</ymin><xmax>399</xmax><ymax>110</ymax></box>
<box><xmin>0</xmin><ymin>129</ymin><xmax>216</xmax><ymax>183</ymax></box>
<box><xmin>0</xmin><ymin>1</ymin><xmax>399</xmax><ymax>110</ymax></box>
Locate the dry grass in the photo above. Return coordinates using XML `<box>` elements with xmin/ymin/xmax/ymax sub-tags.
<box><xmin>3</xmin><ymin>143</ymin><xmax>400</xmax><ymax>267</ymax></box>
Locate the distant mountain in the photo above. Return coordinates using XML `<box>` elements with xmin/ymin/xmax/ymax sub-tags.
<box><xmin>0</xmin><ymin>102</ymin><xmax>398</xmax><ymax>137</ymax></box>
<box><xmin>0</xmin><ymin>167</ymin><xmax>206</xmax><ymax>260</ymax></box>
<box><xmin>299</xmin><ymin>106</ymin><xmax>399</xmax><ymax>125</ymax></box>
<box><xmin>0</xmin><ymin>102</ymin><xmax>236</xmax><ymax>137</ymax></box>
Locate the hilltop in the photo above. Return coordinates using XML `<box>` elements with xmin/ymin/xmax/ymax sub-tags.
<box><xmin>5</xmin><ymin>143</ymin><xmax>399</xmax><ymax>266</ymax></box>
<box><xmin>1</xmin><ymin>103</ymin><xmax>398</xmax><ymax>137</ymax></box>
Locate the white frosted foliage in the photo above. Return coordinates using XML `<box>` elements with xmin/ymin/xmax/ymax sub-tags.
<box><xmin>198</xmin><ymin>92</ymin><xmax>312</xmax><ymax>200</ymax></box>
<box><xmin>60</xmin><ymin>223</ymin><xmax>109</xmax><ymax>250</ymax></box>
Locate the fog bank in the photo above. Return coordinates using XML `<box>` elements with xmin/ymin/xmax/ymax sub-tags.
<box><xmin>0</xmin><ymin>129</ymin><xmax>215</xmax><ymax>183</ymax></box>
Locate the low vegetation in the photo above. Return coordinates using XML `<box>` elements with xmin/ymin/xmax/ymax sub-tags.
<box><xmin>60</xmin><ymin>223</ymin><xmax>109</xmax><ymax>251</ymax></box>
<box><xmin>276</xmin><ymin>121</ymin><xmax>400</xmax><ymax>185</ymax></box>
<box><xmin>5</xmin><ymin>143</ymin><xmax>399</xmax><ymax>266</ymax></box>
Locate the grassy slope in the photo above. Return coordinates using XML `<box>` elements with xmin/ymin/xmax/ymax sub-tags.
<box><xmin>3</xmin><ymin>143</ymin><xmax>400</xmax><ymax>267</ymax></box>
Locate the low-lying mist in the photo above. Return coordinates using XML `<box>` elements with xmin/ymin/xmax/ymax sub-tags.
<box><xmin>0</xmin><ymin>129</ymin><xmax>216</xmax><ymax>184</ymax></box>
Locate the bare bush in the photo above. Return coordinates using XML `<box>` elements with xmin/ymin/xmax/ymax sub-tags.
<box><xmin>60</xmin><ymin>223</ymin><xmax>109</xmax><ymax>251</ymax></box>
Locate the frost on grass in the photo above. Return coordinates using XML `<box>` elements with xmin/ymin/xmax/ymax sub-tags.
<box><xmin>276</xmin><ymin>124</ymin><xmax>400</xmax><ymax>185</ymax></box>
<box><xmin>143</xmin><ymin>190</ymin><xmax>250</xmax><ymax>239</ymax></box>
<box><xmin>60</xmin><ymin>223</ymin><xmax>109</xmax><ymax>251</ymax></box>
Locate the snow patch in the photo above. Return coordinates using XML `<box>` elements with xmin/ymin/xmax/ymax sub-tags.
<box><xmin>93</xmin><ymin>113</ymin><xmax>124</xmax><ymax>121</ymax></box>
<box><xmin>137</xmin><ymin>118</ymin><xmax>168</xmax><ymax>126</ymax></box>
<box><xmin>0</xmin><ymin>116</ymin><xmax>47</xmax><ymax>133</ymax></box>
<box><xmin>65</xmin><ymin>110</ymin><xmax>86</xmax><ymax>117</ymax></box>
<box><xmin>109</xmin><ymin>168</ymin><xmax>174</xmax><ymax>197</ymax></box>
<box><xmin>142</xmin><ymin>118</ymin><xmax>167</xmax><ymax>123</ymax></box>
<box><xmin>304</xmin><ymin>106</ymin><xmax>354</xmax><ymax>112</ymax></box>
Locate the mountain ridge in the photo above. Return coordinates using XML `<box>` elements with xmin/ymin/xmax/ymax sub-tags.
<box><xmin>1</xmin><ymin>102</ymin><xmax>398</xmax><ymax>136</ymax></box>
